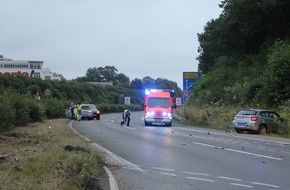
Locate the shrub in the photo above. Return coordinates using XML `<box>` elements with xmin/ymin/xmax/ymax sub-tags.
<box><xmin>44</xmin><ymin>98</ymin><xmax>67</xmax><ymax>119</ymax></box>
<box><xmin>28</xmin><ymin>101</ymin><xmax>43</xmax><ymax>122</ymax></box>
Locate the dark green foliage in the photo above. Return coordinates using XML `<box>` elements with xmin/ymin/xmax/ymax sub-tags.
<box><xmin>258</xmin><ymin>41</ymin><xmax>290</xmax><ymax>106</ymax></box>
<box><xmin>130</xmin><ymin>78</ymin><xmax>143</xmax><ymax>90</ymax></box>
<box><xmin>44</xmin><ymin>98</ymin><xmax>67</xmax><ymax>119</ymax></box>
<box><xmin>0</xmin><ymin>67</ymin><xmax>181</xmax><ymax>131</ymax></box>
<box><xmin>0</xmin><ymin>89</ymin><xmax>43</xmax><ymax>130</ymax></box>
<box><xmin>0</xmin><ymin>90</ymin><xmax>16</xmax><ymax>130</ymax></box>
<box><xmin>28</xmin><ymin>101</ymin><xmax>43</xmax><ymax>122</ymax></box>
<box><xmin>80</xmin><ymin>65</ymin><xmax>130</xmax><ymax>85</ymax></box>
<box><xmin>193</xmin><ymin>0</ymin><xmax>290</xmax><ymax>108</ymax></box>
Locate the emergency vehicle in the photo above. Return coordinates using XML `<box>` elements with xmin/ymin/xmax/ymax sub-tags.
<box><xmin>143</xmin><ymin>89</ymin><xmax>176</xmax><ymax>126</ymax></box>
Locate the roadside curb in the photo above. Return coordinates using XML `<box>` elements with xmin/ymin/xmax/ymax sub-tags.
<box><xmin>68</xmin><ymin>121</ymin><xmax>119</xmax><ymax>190</ymax></box>
<box><xmin>103</xmin><ymin>166</ymin><xmax>119</xmax><ymax>190</ymax></box>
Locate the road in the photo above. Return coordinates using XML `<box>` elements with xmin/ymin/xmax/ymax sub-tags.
<box><xmin>72</xmin><ymin>111</ymin><xmax>290</xmax><ymax>190</ymax></box>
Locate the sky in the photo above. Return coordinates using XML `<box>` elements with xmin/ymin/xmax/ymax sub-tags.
<box><xmin>1</xmin><ymin>0</ymin><xmax>222</xmax><ymax>88</ymax></box>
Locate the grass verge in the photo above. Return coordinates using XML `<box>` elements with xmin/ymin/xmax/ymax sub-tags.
<box><xmin>176</xmin><ymin>105</ymin><xmax>290</xmax><ymax>138</ymax></box>
<box><xmin>0</xmin><ymin>119</ymin><xmax>109</xmax><ymax>190</ymax></box>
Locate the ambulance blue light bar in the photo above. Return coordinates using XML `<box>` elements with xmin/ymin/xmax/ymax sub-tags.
<box><xmin>145</xmin><ymin>89</ymin><xmax>175</xmax><ymax>96</ymax></box>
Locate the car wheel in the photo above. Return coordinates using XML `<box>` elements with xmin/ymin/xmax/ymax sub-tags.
<box><xmin>145</xmin><ymin>121</ymin><xmax>149</xmax><ymax>126</ymax></box>
<box><xmin>235</xmin><ymin>128</ymin><xmax>244</xmax><ymax>133</ymax></box>
<box><xmin>165</xmin><ymin>122</ymin><xmax>172</xmax><ymax>127</ymax></box>
<box><xmin>96</xmin><ymin>116</ymin><xmax>100</xmax><ymax>120</ymax></box>
<box><xmin>257</xmin><ymin>125</ymin><xmax>267</xmax><ymax>135</ymax></box>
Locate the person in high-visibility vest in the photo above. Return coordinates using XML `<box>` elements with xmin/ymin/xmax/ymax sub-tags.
<box><xmin>121</xmin><ymin>109</ymin><xmax>131</xmax><ymax>126</ymax></box>
<box><xmin>76</xmin><ymin>101</ymin><xmax>82</xmax><ymax>121</ymax></box>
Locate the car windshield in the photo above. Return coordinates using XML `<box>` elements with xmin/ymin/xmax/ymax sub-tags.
<box><xmin>147</xmin><ymin>98</ymin><xmax>170</xmax><ymax>107</ymax></box>
<box><xmin>238</xmin><ymin>110</ymin><xmax>257</xmax><ymax>115</ymax></box>
<box><xmin>90</xmin><ymin>105</ymin><xmax>97</xmax><ymax>109</ymax></box>
<box><xmin>82</xmin><ymin>106</ymin><xmax>90</xmax><ymax>110</ymax></box>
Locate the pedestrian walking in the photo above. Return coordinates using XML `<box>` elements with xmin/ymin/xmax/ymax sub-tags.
<box><xmin>70</xmin><ymin>102</ymin><xmax>75</xmax><ymax>120</ymax></box>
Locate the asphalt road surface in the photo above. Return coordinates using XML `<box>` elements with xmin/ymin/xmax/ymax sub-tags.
<box><xmin>72</xmin><ymin>111</ymin><xmax>290</xmax><ymax>190</ymax></box>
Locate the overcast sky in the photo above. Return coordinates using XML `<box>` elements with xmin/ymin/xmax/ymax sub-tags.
<box><xmin>1</xmin><ymin>0</ymin><xmax>222</xmax><ymax>88</ymax></box>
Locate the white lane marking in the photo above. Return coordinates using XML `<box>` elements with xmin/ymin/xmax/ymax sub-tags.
<box><xmin>160</xmin><ymin>172</ymin><xmax>177</xmax><ymax>177</ymax></box>
<box><xmin>193</xmin><ymin>142</ymin><xmax>283</xmax><ymax>161</ymax></box>
<box><xmin>110</xmin><ymin>118</ymin><xmax>137</xmax><ymax>130</ymax></box>
<box><xmin>251</xmin><ymin>182</ymin><xmax>280</xmax><ymax>188</ymax></box>
<box><xmin>181</xmin><ymin>128</ymin><xmax>217</xmax><ymax>135</ymax></box>
<box><xmin>234</xmin><ymin>135</ymin><xmax>290</xmax><ymax>145</ymax></box>
<box><xmin>183</xmin><ymin>171</ymin><xmax>209</xmax><ymax>176</ymax></box>
<box><xmin>230</xmin><ymin>183</ymin><xmax>253</xmax><ymax>188</ymax></box>
<box><xmin>194</xmin><ymin>141</ymin><xmax>223</xmax><ymax>149</ymax></box>
<box><xmin>179</xmin><ymin>127</ymin><xmax>290</xmax><ymax>145</ymax></box>
<box><xmin>122</xmin><ymin>125</ymin><xmax>137</xmax><ymax>130</ymax></box>
<box><xmin>282</xmin><ymin>150</ymin><xmax>290</xmax><ymax>154</ymax></box>
<box><xmin>186</xmin><ymin>176</ymin><xmax>215</xmax><ymax>182</ymax></box>
<box><xmin>152</xmin><ymin>167</ymin><xmax>175</xmax><ymax>172</ymax></box>
<box><xmin>225</xmin><ymin>148</ymin><xmax>283</xmax><ymax>160</ymax></box>
<box><xmin>218</xmin><ymin>176</ymin><xmax>242</xmax><ymax>181</ymax></box>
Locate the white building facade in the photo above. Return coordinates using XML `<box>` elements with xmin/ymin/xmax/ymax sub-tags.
<box><xmin>0</xmin><ymin>55</ymin><xmax>63</xmax><ymax>80</ymax></box>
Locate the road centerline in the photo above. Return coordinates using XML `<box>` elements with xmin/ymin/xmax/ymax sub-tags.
<box><xmin>251</xmin><ymin>182</ymin><xmax>280</xmax><ymax>188</ymax></box>
<box><xmin>193</xmin><ymin>142</ymin><xmax>283</xmax><ymax>161</ymax></box>
<box><xmin>230</xmin><ymin>183</ymin><xmax>253</xmax><ymax>188</ymax></box>
<box><xmin>186</xmin><ymin>176</ymin><xmax>215</xmax><ymax>182</ymax></box>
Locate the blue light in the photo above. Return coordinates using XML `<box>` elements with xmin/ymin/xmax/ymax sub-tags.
<box><xmin>145</xmin><ymin>89</ymin><xmax>150</xmax><ymax>95</ymax></box>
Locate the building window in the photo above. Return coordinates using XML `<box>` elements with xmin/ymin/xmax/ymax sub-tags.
<box><xmin>34</xmin><ymin>72</ymin><xmax>41</xmax><ymax>78</ymax></box>
<box><xmin>45</xmin><ymin>76</ymin><xmax>51</xmax><ymax>80</ymax></box>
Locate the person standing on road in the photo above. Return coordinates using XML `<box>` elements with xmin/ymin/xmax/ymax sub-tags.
<box><xmin>76</xmin><ymin>101</ymin><xmax>82</xmax><ymax>121</ymax></box>
<box><xmin>121</xmin><ymin>109</ymin><xmax>131</xmax><ymax>126</ymax></box>
<box><xmin>70</xmin><ymin>102</ymin><xmax>75</xmax><ymax>120</ymax></box>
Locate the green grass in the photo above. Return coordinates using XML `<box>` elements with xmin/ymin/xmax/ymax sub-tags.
<box><xmin>176</xmin><ymin>105</ymin><xmax>290</xmax><ymax>138</ymax></box>
<box><xmin>0</xmin><ymin>119</ymin><xmax>107</xmax><ymax>190</ymax></box>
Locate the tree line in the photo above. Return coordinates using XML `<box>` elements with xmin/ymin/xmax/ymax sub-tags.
<box><xmin>191</xmin><ymin>0</ymin><xmax>290</xmax><ymax>107</ymax></box>
<box><xmin>0</xmin><ymin>69</ymin><xmax>182</xmax><ymax>130</ymax></box>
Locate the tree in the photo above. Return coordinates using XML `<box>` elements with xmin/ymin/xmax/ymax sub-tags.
<box><xmin>142</xmin><ymin>76</ymin><xmax>156</xmax><ymax>89</ymax></box>
<box><xmin>85</xmin><ymin>66</ymin><xmax>129</xmax><ymax>85</ymax></box>
<box><xmin>115</xmin><ymin>73</ymin><xmax>130</xmax><ymax>86</ymax></box>
<box><xmin>198</xmin><ymin>0</ymin><xmax>290</xmax><ymax>74</ymax></box>
<box><xmin>130</xmin><ymin>78</ymin><xmax>143</xmax><ymax>90</ymax></box>
<box><xmin>103</xmin><ymin>66</ymin><xmax>118</xmax><ymax>83</ymax></box>
<box><xmin>259</xmin><ymin>41</ymin><xmax>290</xmax><ymax>106</ymax></box>
<box><xmin>85</xmin><ymin>67</ymin><xmax>108</xmax><ymax>82</ymax></box>
<box><xmin>193</xmin><ymin>0</ymin><xmax>290</xmax><ymax>107</ymax></box>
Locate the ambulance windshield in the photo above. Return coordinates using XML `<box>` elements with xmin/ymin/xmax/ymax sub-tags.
<box><xmin>147</xmin><ymin>98</ymin><xmax>170</xmax><ymax>107</ymax></box>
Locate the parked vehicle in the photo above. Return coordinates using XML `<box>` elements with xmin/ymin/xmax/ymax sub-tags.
<box><xmin>65</xmin><ymin>104</ymin><xmax>101</xmax><ymax>120</ymax></box>
<box><xmin>232</xmin><ymin>109</ymin><xmax>283</xmax><ymax>135</ymax></box>
<box><xmin>81</xmin><ymin>104</ymin><xmax>100</xmax><ymax>120</ymax></box>
<box><xmin>65</xmin><ymin>107</ymin><xmax>76</xmax><ymax>118</ymax></box>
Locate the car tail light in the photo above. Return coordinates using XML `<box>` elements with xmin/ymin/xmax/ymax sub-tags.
<box><xmin>251</xmin><ymin>116</ymin><xmax>258</xmax><ymax>121</ymax></box>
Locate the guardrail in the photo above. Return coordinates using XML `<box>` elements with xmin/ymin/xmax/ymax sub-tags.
<box><xmin>173</xmin><ymin>114</ymin><xmax>184</xmax><ymax>121</ymax></box>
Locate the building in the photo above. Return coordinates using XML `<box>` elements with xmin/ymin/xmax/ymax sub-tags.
<box><xmin>0</xmin><ymin>55</ymin><xmax>63</xmax><ymax>80</ymax></box>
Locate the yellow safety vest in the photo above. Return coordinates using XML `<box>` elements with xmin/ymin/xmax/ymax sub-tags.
<box><xmin>76</xmin><ymin>104</ymin><xmax>82</xmax><ymax>111</ymax></box>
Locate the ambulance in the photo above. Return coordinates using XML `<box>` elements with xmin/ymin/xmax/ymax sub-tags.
<box><xmin>143</xmin><ymin>89</ymin><xmax>176</xmax><ymax>126</ymax></box>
